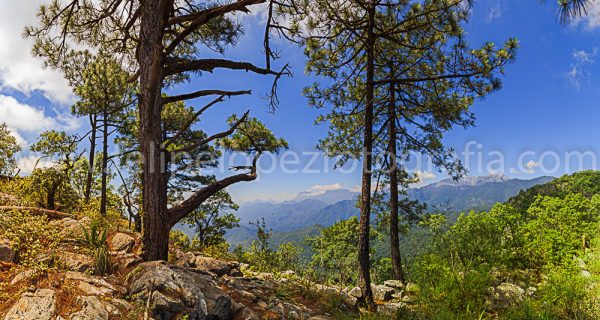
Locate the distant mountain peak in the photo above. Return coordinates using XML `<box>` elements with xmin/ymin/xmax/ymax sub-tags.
<box><xmin>294</xmin><ymin>188</ymin><xmax>358</xmax><ymax>205</ymax></box>
<box><xmin>429</xmin><ymin>174</ymin><xmax>510</xmax><ymax>188</ymax></box>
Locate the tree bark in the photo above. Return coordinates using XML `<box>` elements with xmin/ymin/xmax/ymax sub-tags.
<box><xmin>388</xmin><ymin>81</ymin><xmax>405</xmax><ymax>283</ymax></box>
<box><xmin>84</xmin><ymin>114</ymin><xmax>97</xmax><ymax>202</ymax></box>
<box><xmin>100</xmin><ymin>111</ymin><xmax>109</xmax><ymax>216</ymax></box>
<box><xmin>139</xmin><ymin>0</ymin><xmax>171</xmax><ymax>261</ymax></box>
<box><xmin>358</xmin><ymin>1</ymin><xmax>376</xmax><ymax>311</ymax></box>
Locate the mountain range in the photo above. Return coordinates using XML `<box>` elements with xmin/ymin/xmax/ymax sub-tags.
<box><xmin>220</xmin><ymin>174</ymin><xmax>555</xmax><ymax>247</ymax></box>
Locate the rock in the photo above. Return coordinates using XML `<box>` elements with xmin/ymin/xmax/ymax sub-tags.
<box><xmin>65</xmin><ymin>271</ymin><xmax>124</xmax><ymax>297</ymax></box>
<box><xmin>51</xmin><ymin>217</ymin><xmax>91</xmax><ymax>240</ymax></box>
<box><xmin>348</xmin><ymin>287</ymin><xmax>362</xmax><ymax>298</ymax></box>
<box><xmin>240</xmin><ymin>308</ymin><xmax>259</xmax><ymax>320</ymax></box>
<box><xmin>256</xmin><ymin>272</ymin><xmax>274</xmax><ymax>281</ymax></box>
<box><xmin>257</xmin><ymin>300</ymin><xmax>269</xmax><ymax>309</ymax></box>
<box><xmin>107</xmin><ymin>233</ymin><xmax>135</xmax><ymax>253</ymax></box>
<box><xmin>4</xmin><ymin>289</ymin><xmax>56</xmax><ymax>320</ymax></box>
<box><xmin>0</xmin><ymin>239</ymin><xmax>14</xmax><ymax>262</ymax></box>
<box><xmin>379</xmin><ymin>302</ymin><xmax>409</xmax><ymax>315</ymax></box>
<box><xmin>57</xmin><ymin>251</ymin><xmax>94</xmax><ymax>273</ymax></box>
<box><xmin>383</xmin><ymin>280</ymin><xmax>405</xmax><ymax>290</ymax></box>
<box><xmin>69</xmin><ymin>296</ymin><xmax>110</xmax><ymax>320</ymax></box>
<box><xmin>110</xmin><ymin>252</ymin><xmax>142</xmax><ymax>272</ymax></box>
<box><xmin>372</xmin><ymin>284</ymin><xmax>395</xmax><ymax>301</ymax></box>
<box><xmin>488</xmin><ymin>283</ymin><xmax>525</xmax><ymax>309</ymax></box>
<box><xmin>127</xmin><ymin>261</ymin><xmax>232</xmax><ymax>320</ymax></box>
<box><xmin>176</xmin><ymin>253</ymin><xmax>237</xmax><ymax>277</ymax></box>
<box><xmin>229</xmin><ymin>268</ymin><xmax>243</xmax><ymax>277</ymax></box>
<box><xmin>281</xmin><ymin>270</ymin><xmax>296</xmax><ymax>276</ymax></box>
<box><xmin>10</xmin><ymin>269</ymin><xmax>37</xmax><ymax>286</ymax></box>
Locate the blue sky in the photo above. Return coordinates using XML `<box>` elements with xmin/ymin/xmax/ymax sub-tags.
<box><xmin>1</xmin><ymin>0</ymin><xmax>600</xmax><ymax>203</ymax></box>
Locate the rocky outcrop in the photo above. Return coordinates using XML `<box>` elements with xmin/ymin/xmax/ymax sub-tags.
<box><xmin>3</xmin><ymin>289</ymin><xmax>56</xmax><ymax>320</ymax></box>
<box><xmin>56</xmin><ymin>251</ymin><xmax>94</xmax><ymax>273</ymax></box>
<box><xmin>127</xmin><ymin>261</ymin><xmax>232</xmax><ymax>320</ymax></box>
<box><xmin>107</xmin><ymin>233</ymin><xmax>135</xmax><ymax>253</ymax></box>
<box><xmin>175</xmin><ymin>252</ymin><xmax>241</xmax><ymax>277</ymax></box>
<box><xmin>1</xmin><ymin>215</ymin><xmax>360</xmax><ymax>320</ymax></box>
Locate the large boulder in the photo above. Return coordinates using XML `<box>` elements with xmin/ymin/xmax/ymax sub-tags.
<box><xmin>176</xmin><ymin>253</ymin><xmax>239</xmax><ymax>277</ymax></box>
<box><xmin>126</xmin><ymin>261</ymin><xmax>233</xmax><ymax>320</ymax></box>
<box><xmin>65</xmin><ymin>271</ymin><xmax>126</xmax><ymax>297</ymax></box>
<box><xmin>107</xmin><ymin>233</ymin><xmax>135</xmax><ymax>253</ymax></box>
<box><xmin>57</xmin><ymin>251</ymin><xmax>94</xmax><ymax>273</ymax></box>
<box><xmin>383</xmin><ymin>280</ymin><xmax>405</xmax><ymax>290</ymax></box>
<box><xmin>4</xmin><ymin>289</ymin><xmax>56</xmax><ymax>320</ymax></box>
<box><xmin>372</xmin><ymin>285</ymin><xmax>395</xmax><ymax>302</ymax></box>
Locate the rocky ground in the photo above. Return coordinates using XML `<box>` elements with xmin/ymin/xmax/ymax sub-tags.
<box><xmin>0</xmin><ymin>214</ymin><xmax>420</xmax><ymax>320</ymax></box>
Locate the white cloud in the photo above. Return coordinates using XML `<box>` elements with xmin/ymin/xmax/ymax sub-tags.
<box><xmin>0</xmin><ymin>94</ymin><xmax>81</xmax><ymax>145</ymax></box>
<box><xmin>305</xmin><ymin>183</ymin><xmax>343</xmax><ymax>194</ymax></box>
<box><xmin>415</xmin><ymin>171</ymin><xmax>436</xmax><ymax>180</ymax></box>
<box><xmin>486</xmin><ymin>1</ymin><xmax>503</xmax><ymax>23</ymax></box>
<box><xmin>566</xmin><ymin>48</ymin><xmax>598</xmax><ymax>89</ymax></box>
<box><xmin>571</xmin><ymin>1</ymin><xmax>600</xmax><ymax>30</ymax></box>
<box><xmin>16</xmin><ymin>155</ymin><xmax>54</xmax><ymax>175</ymax></box>
<box><xmin>0</xmin><ymin>0</ymin><xmax>74</xmax><ymax>105</ymax></box>
<box><xmin>525</xmin><ymin>160</ymin><xmax>539</xmax><ymax>173</ymax></box>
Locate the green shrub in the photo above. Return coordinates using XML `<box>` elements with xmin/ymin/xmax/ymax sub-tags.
<box><xmin>0</xmin><ymin>209</ymin><xmax>60</xmax><ymax>270</ymax></box>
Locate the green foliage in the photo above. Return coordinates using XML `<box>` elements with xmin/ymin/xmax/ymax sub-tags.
<box><xmin>183</xmin><ymin>190</ymin><xmax>240</xmax><ymax>249</ymax></box>
<box><xmin>408</xmin><ymin>172</ymin><xmax>600</xmax><ymax>318</ymax></box>
<box><xmin>83</xmin><ymin>219</ymin><xmax>108</xmax><ymax>249</ymax></box>
<box><xmin>83</xmin><ymin>218</ymin><xmax>111</xmax><ymax>275</ymax></box>
<box><xmin>306</xmin><ymin>217</ymin><xmax>380</xmax><ymax>287</ymax></box>
<box><xmin>170</xmin><ymin>230</ymin><xmax>191</xmax><ymax>252</ymax></box>
<box><xmin>508</xmin><ymin>171</ymin><xmax>600</xmax><ymax>213</ymax></box>
<box><xmin>523</xmin><ymin>194</ymin><xmax>599</xmax><ymax>267</ymax></box>
<box><xmin>219</xmin><ymin>115</ymin><xmax>289</xmax><ymax>154</ymax></box>
<box><xmin>0</xmin><ymin>209</ymin><xmax>60</xmax><ymax>270</ymax></box>
<box><xmin>0</xmin><ymin>123</ymin><xmax>21</xmax><ymax>176</ymax></box>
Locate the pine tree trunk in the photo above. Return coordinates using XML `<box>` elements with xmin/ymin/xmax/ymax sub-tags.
<box><xmin>388</xmin><ymin>81</ymin><xmax>405</xmax><ymax>283</ymax></box>
<box><xmin>84</xmin><ymin>114</ymin><xmax>97</xmax><ymax>202</ymax></box>
<box><xmin>100</xmin><ymin>111</ymin><xmax>109</xmax><ymax>216</ymax></box>
<box><xmin>139</xmin><ymin>0</ymin><xmax>171</xmax><ymax>261</ymax></box>
<box><xmin>358</xmin><ymin>1</ymin><xmax>376</xmax><ymax>311</ymax></box>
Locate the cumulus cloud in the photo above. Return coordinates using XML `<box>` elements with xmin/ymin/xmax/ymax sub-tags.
<box><xmin>0</xmin><ymin>94</ymin><xmax>81</xmax><ymax>145</ymax></box>
<box><xmin>0</xmin><ymin>0</ymin><xmax>74</xmax><ymax>105</ymax></box>
<box><xmin>414</xmin><ymin>170</ymin><xmax>436</xmax><ymax>180</ymax></box>
<box><xmin>16</xmin><ymin>155</ymin><xmax>54</xmax><ymax>175</ymax></box>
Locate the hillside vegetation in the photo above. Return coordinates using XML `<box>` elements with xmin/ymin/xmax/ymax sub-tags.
<box><xmin>1</xmin><ymin>162</ymin><xmax>600</xmax><ymax>319</ymax></box>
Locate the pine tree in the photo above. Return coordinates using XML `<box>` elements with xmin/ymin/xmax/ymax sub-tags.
<box><xmin>26</xmin><ymin>0</ymin><xmax>290</xmax><ymax>261</ymax></box>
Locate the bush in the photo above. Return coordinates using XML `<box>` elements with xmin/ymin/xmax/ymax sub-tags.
<box><xmin>0</xmin><ymin>209</ymin><xmax>60</xmax><ymax>270</ymax></box>
<box><xmin>82</xmin><ymin>218</ymin><xmax>111</xmax><ymax>275</ymax></box>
